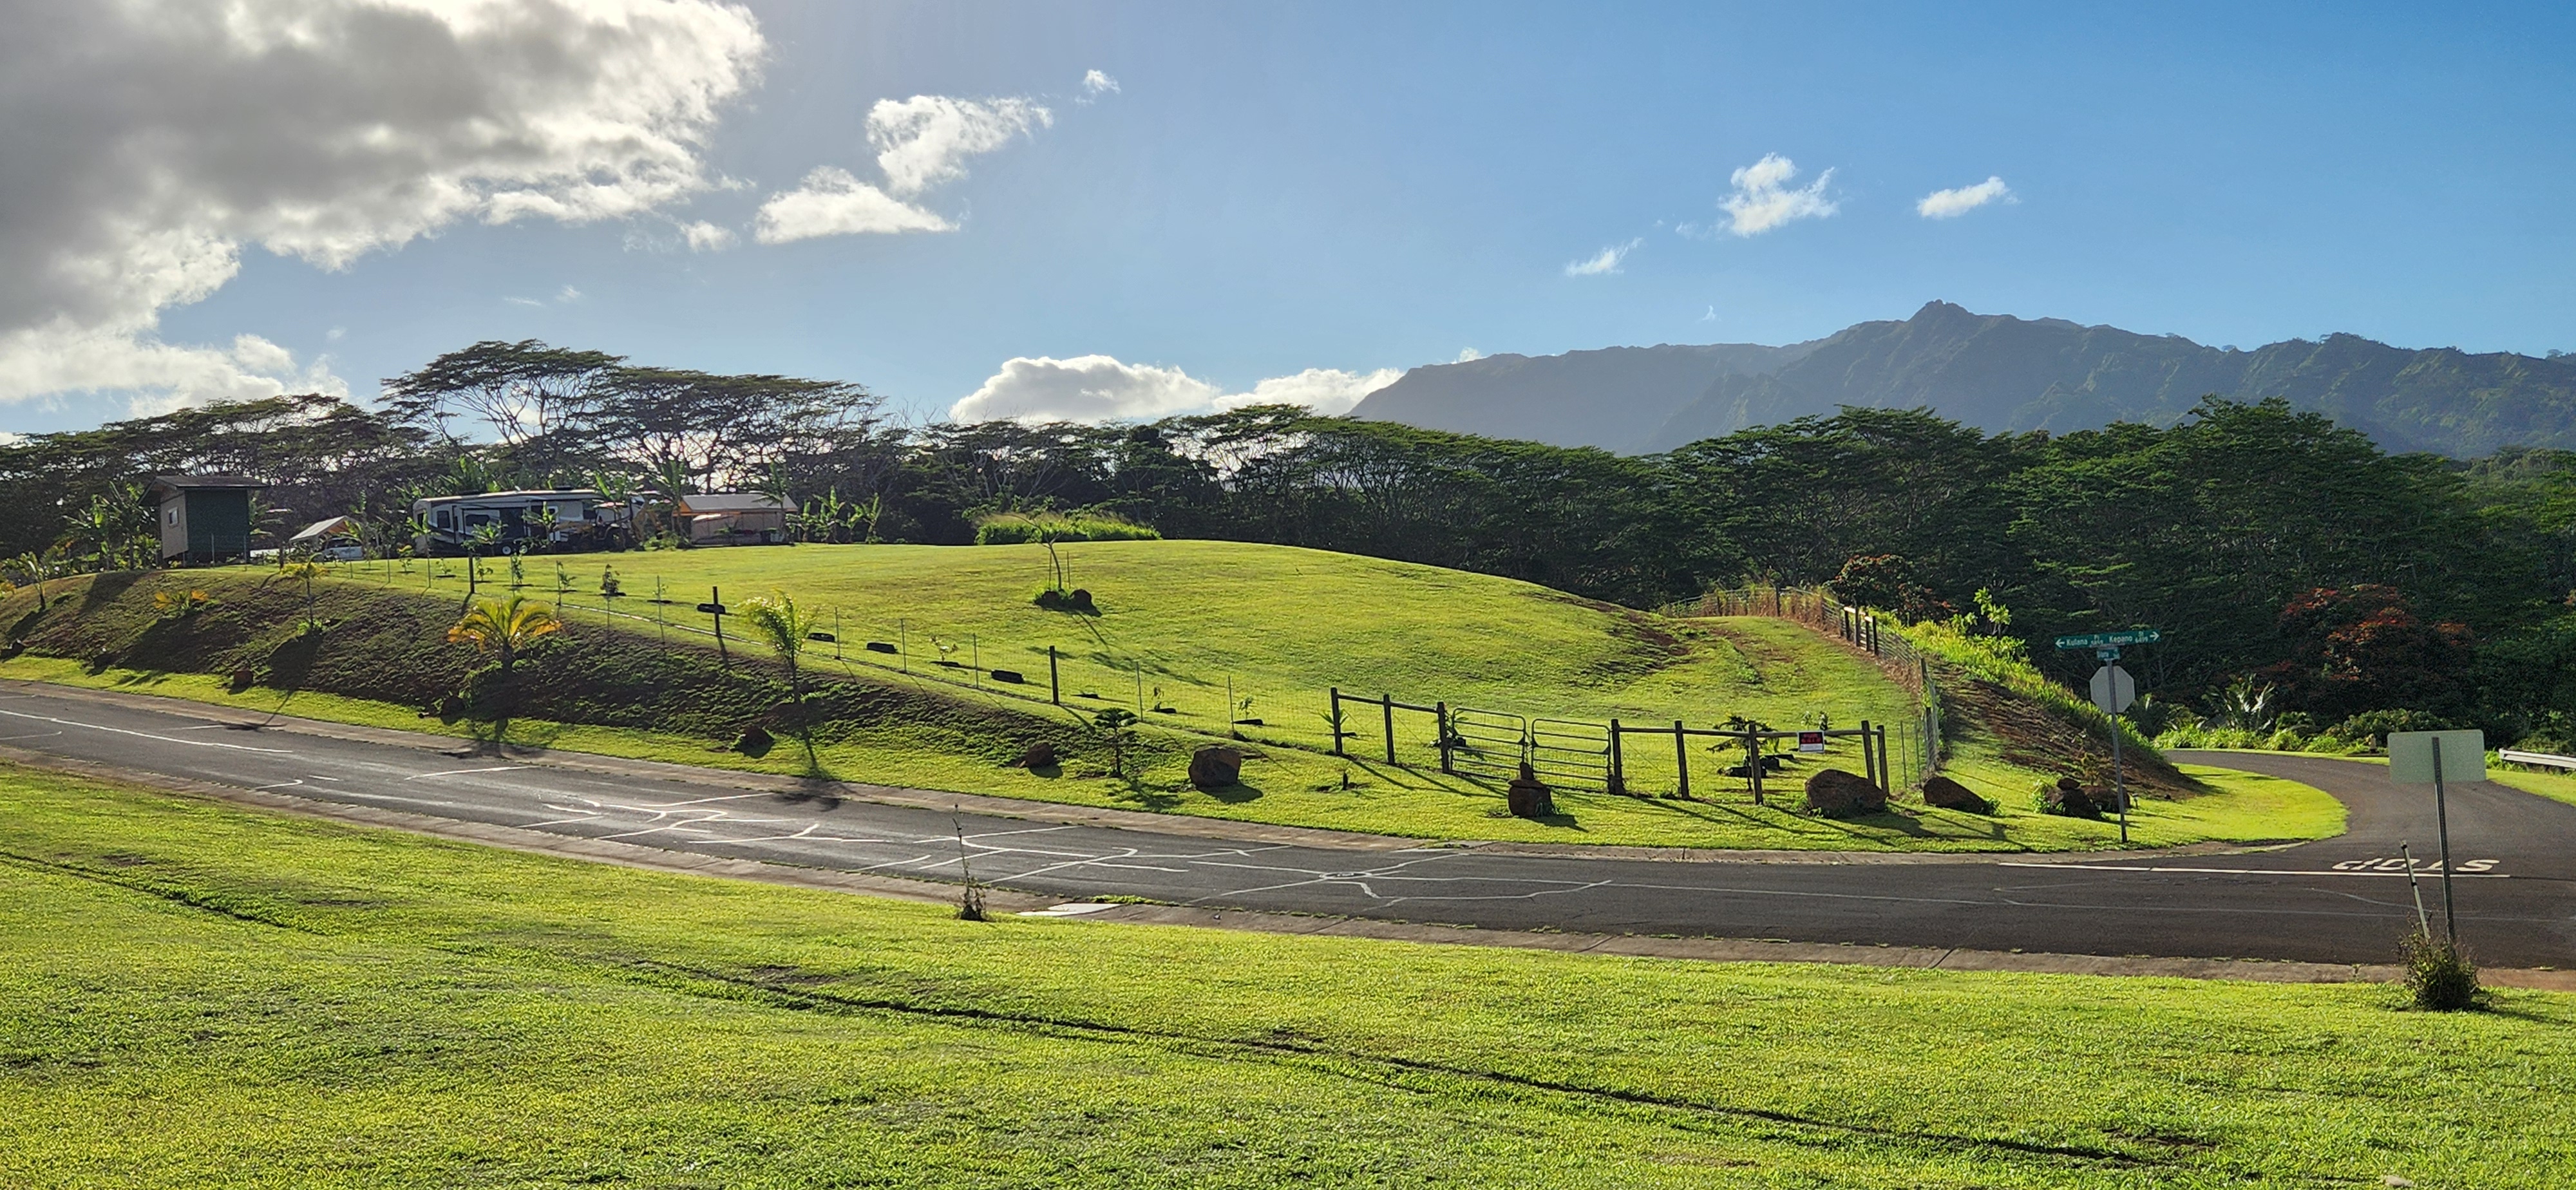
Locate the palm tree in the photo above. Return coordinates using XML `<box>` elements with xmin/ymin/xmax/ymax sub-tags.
<box><xmin>446</xmin><ymin>594</ymin><xmax>562</xmax><ymax>677</ymax></box>
<box><xmin>276</xmin><ymin>560</ymin><xmax>325</xmax><ymax>633</ymax></box>
<box><xmin>737</xmin><ymin>591</ymin><xmax>821</xmax><ymax>698</ymax></box>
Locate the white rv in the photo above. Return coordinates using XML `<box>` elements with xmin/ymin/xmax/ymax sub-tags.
<box><xmin>410</xmin><ymin>489</ymin><xmax>601</xmax><ymax>556</ymax></box>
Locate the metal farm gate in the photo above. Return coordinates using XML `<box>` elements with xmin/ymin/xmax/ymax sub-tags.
<box><xmin>1448</xmin><ymin>708</ymin><xmax>1527</xmax><ymax>780</ymax></box>
<box><xmin>1528</xmin><ymin>717</ymin><xmax>1611</xmax><ymax>791</ymax></box>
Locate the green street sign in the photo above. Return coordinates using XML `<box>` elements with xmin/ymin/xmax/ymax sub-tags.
<box><xmin>2054</xmin><ymin>629</ymin><xmax>2162</xmax><ymax>649</ymax></box>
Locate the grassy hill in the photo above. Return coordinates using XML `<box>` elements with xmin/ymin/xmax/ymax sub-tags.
<box><xmin>0</xmin><ymin>540</ymin><xmax>2333</xmax><ymax>851</ymax></box>
<box><xmin>3</xmin><ymin>763</ymin><xmax>2561</xmax><ymax>1187</ymax></box>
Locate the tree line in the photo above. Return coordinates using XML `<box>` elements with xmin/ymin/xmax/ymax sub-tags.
<box><xmin>4</xmin><ymin>339</ymin><xmax>2571</xmax><ymax>748</ymax></box>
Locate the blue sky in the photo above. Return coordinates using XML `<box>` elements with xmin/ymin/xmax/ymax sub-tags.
<box><xmin>8</xmin><ymin>1</ymin><xmax>2573</xmax><ymax>433</ymax></box>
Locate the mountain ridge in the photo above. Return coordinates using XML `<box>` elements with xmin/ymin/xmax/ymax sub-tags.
<box><xmin>1346</xmin><ymin>302</ymin><xmax>2576</xmax><ymax>457</ymax></box>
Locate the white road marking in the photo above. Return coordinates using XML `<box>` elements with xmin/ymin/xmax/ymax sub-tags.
<box><xmin>0</xmin><ymin>707</ymin><xmax>292</xmax><ymax>753</ymax></box>
<box><xmin>1019</xmin><ymin>903</ymin><xmax>1122</xmax><ymax>918</ymax></box>
<box><xmin>1997</xmin><ymin>861</ymin><xmax>2508</xmax><ymax>879</ymax></box>
<box><xmin>404</xmin><ymin>766</ymin><xmax>531</xmax><ymax>780</ymax></box>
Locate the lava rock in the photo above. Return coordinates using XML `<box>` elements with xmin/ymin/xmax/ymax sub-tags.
<box><xmin>734</xmin><ymin>725</ymin><xmax>774</xmax><ymax>754</ymax></box>
<box><xmin>1506</xmin><ymin>761</ymin><xmax>1555</xmax><ymax>819</ymax></box>
<box><xmin>1805</xmin><ymin>768</ymin><xmax>1887</xmax><ymax>818</ymax></box>
<box><xmin>1921</xmin><ymin>774</ymin><xmax>1994</xmax><ymax>814</ymax></box>
<box><xmin>1014</xmin><ymin>741</ymin><xmax>1059</xmax><ymax>770</ymax></box>
<box><xmin>1188</xmin><ymin>746</ymin><xmax>1244</xmax><ymax>789</ymax></box>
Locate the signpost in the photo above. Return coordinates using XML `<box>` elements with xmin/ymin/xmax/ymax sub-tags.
<box><xmin>697</xmin><ymin>587</ymin><xmax>728</xmax><ymax>661</ymax></box>
<box><xmin>2387</xmin><ymin>728</ymin><xmax>2485</xmax><ymax>943</ymax></box>
<box><xmin>2054</xmin><ymin>629</ymin><xmax>2160</xmax><ymax>844</ymax></box>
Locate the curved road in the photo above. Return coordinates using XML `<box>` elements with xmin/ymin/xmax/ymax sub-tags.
<box><xmin>3</xmin><ymin>683</ymin><xmax>2570</xmax><ymax>967</ymax></box>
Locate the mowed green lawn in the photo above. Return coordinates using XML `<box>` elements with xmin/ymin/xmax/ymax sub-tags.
<box><xmin>319</xmin><ymin>540</ymin><xmax>1925</xmax><ymax>746</ymax></box>
<box><xmin>3</xmin><ymin>764</ymin><xmax>2566</xmax><ymax>1189</ymax></box>
<box><xmin>5</xmin><ymin>540</ymin><xmax>2347</xmax><ymax>851</ymax></box>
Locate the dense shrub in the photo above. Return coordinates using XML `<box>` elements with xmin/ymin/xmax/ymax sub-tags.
<box><xmin>2401</xmin><ymin>931</ymin><xmax>2483</xmax><ymax>1011</ymax></box>
<box><xmin>973</xmin><ymin>511</ymin><xmax>1160</xmax><ymax>545</ymax></box>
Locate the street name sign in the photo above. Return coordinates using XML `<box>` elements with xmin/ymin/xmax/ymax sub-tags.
<box><xmin>2054</xmin><ymin>630</ymin><xmax>2162</xmax><ymax>649</ymax></box>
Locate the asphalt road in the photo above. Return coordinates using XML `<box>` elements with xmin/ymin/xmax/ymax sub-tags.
<box><xmin>4</xmin><ymin>682</ymin><xmax>2570</xmax><ymax>967</ymax></box>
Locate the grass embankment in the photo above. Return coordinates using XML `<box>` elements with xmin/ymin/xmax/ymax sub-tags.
<box><xmin>1</xmin><ymin>764</ymin><xmax>2560</xmax><ymax>1188</ymax></box>
<box><xmin>0</xmin><ymin>544</ymin><xmax>2331</xmax><ymax>851</ymax></box>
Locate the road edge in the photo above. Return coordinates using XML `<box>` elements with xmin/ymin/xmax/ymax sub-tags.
<box><xmin>8</xmin><ymin>738</ymin><xmax>2566</xmax><ymax>992</ymax></box>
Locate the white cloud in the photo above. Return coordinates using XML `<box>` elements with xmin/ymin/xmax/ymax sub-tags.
<box><xmin>0</xmin><ymin>0</ymin><xmax>764</xmax><ymax>411</ymax></box>
<box><xmin>753</xmin><ymin>167</ymin><xmax>954</xmax><ymax>244</ymax></box>
<box><xmin>869</xmin><ymin>96</ymin><xmax>1052</xmax><ymax>198</ymax></box>
<box><xmin>504</xmin><ymin>296</ymin><xmax>544</xmax><ymax>308</ymax></box>
<box><xmin>555</xmin><ymin>285</ymin><xmax>584</xmax><ymax>304</ymax></box>
<box><xmin>1455</xmin><ymin>348</ymin><xmax>1484</xmax><ymax>363</ymax></box>
<box><xmin>1212</xmin><ymin>367</ymin><xmax>1402</xmax><ymax>416</ymax></box>
<box><xmin>755</xmin><ymin>93</ymin><xmax>1054</xmax><ymax>244</ymax></box>
<box><xmin>952</xmin><ymin>355</ymin><xmax>1220</xmax><ymax>423</ymax></box>
<box><xmin>1081</xmin><ymin>69</ymin><xmax>1120</xmax><ymax>100</ymax></box>
<box><xmin>681</xmin><ymin>220</ymin><xmax>739</xmax><ymax>251</ymax></box>
<box><xmin>1564</xmin><ymin>238</ymin><xmax>1643</xmax><ymax>277</ymax></box>
<box><xmin>952</xmin><ymin>356</ymin><xmax>1399</xmax><ymax>423</ymax></box>
<box><xmin>1917</xmin><ymin>176</ymin><xmax>2014</xmax><ymax>219</ymax></box>
<box><xmin>1718</xmin><ymin>153</ymin><xmax>1837</xmax><ymax>236</ymax></box>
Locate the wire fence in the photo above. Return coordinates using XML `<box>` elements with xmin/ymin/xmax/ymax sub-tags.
<box><xmin>319</xmin><ymin>559</ymin><xmax>1944</xmax><ymax>802</ymax></box>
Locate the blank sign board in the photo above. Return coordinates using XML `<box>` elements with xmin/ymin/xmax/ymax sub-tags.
<box><xmin>2387</xmin><ymin>729</ymin><xmax>2486</xmax><ymax>784</ymax></box>
<box><xmin>2088</xmin><ymin>665</ymin><xmax>2136</xmax><ymax>714</ymax></box>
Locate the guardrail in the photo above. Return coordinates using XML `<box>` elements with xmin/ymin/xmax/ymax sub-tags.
<box><xmin>2500</xmin><ymin>748</ymin><xmax>2576</xmax><ymax>771</ymax></box>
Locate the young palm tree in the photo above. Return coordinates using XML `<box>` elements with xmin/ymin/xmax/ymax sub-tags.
<box><xmin>737</xmin><ymin>591</ymin><xmax>821</xmax><ymax>698</ymax></box>
<box><xmin>276</xmin><ymin>560</ymin><xmax>325</xmax><ymax>633</ymax></box>
<box><xmin>446</xmin><ymin>594</ymin><xmax>562</xmax><ymax>677</ymax></box>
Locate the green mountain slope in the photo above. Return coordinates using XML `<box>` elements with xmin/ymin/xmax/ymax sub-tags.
<box><xmin>1651</xmin><ymin>301</ymin><xmax>2576</xmax><ymax>455</ymax></box>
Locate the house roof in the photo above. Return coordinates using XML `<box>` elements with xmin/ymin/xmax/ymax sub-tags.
<box><xmin>676</xmin><ymin>492</ymin><xmax>786</xmax><ymax>513</ymax></box>
<box><xmin>410</xmin><ymin>489</ymin><xmax>600</xmax><ymax>506</ymax></box>
<box><xmin>149</xmin><ymin>473</ymin><xmax>265</xmax><ymax>494</ymax></box>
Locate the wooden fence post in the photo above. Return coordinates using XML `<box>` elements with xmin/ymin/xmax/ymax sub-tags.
<box><xmin>1673</xmin><ymin>721</ymin><xmax>1690</xmax><ymax>800</ymax></box>
<box><xmin>1860</xmin><ymin>719</ymin><xmax>1879</xmax><ymax>791</ymax></box>
<box><xmin>1383</xmin><ymin>694</ymin><xmax>1397</xmax><ymax>765</ymax></box>
<box><xmin>1048</xmin><ymin>645</ymin><xmax>1060</xmax><ymax>704</ymax></box>
<box><xmin>1437</xmin><ymin>702</ymin><xmax>1452</xmax><ymax>773</ymax></box>
<box><xmin>1748</xmin><ymin>728</ymin><xmax>1763</xmax><ymax>806</ymax></box>
<box><xmin>1608</xmin><ymin>719</ymin><xmax>1624</xmax><ymax>793</ymax></box>
<box><xmin>1330</xmin><ymin>688</ymin><xmax>1343</xmax><ymax>756</ymax></box>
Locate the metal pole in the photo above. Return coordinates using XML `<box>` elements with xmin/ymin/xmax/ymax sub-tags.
<box><xmin>2401</xmin><ymin>842</ymin><xmax>2433</xmax><ymax>937</ymax></box>
<box><xmin>1049</xmin><ymin>646</ymin><xmax>1061</xmax><ymax>704</ymax></box>
<box><xmin>2434</xmin><ymin>737</ymin><xmax>2457</xmax><ymax>943</ymax></box>
<box><xmin>1383</xmin><ymin>694</ymin><xmax>1396</xmax><ymax>765</ymax></box>
<box><xmin>2114</xmin><ymin>713</ymin><xmax>2128</xmax><ymax>845</ymax></box>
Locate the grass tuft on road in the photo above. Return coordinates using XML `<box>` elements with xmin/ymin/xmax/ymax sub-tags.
<box><xmin>0</xmin><ymin>762</ymin><xmax>2563</xmax><ymax>1188</ymax></box>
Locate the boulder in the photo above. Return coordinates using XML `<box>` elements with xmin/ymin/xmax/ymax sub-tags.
<box><xmin>1188</xmin><ymin>746</ymin><xmax>1244</xmax><ymax>789</ymax></box>
<box><xmin>1921</xmin><ymin>774</ymin><xmax>1994</xmax><ymax>814</ymax></box>
<box><xmin>2044</xmin><ymin>776</ymin><xmax>2099</xmax><ymax>818</ymax></box>
<box><xmin>1014</xmin><ymin>741</ymin><xmax>1059</xmax><ymax>770</ymax></box>
<box><xmin>734</xmin><ymin>725</ymin><xmax>774</xmax><ymax>755</ymax></box>
<box><xmin>1506</xmin><ymin>761</ymin><xmax>1555</xmax><ymax>819</ymax></box>
<box><xmin>1805</xmin><ymin>768</ymin><xmax>1887</xmax><ymax>818</ymax></box>
<box><xmin>229</xmin><ymin>665</ymin><xmax>257</xmax><ymax>692</ymax></box>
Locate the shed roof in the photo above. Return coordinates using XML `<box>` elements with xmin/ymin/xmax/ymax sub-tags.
<box><xmin>289</xmin><ymin>515</ymin><xmax>357</xmax><ymax>543</ymax></box>
<box><xmin>676</xmin><ymin>492</ymin><xmax>786</xmax><ymax>513</ymax></box>
<box><xmin>149</xmin><ymin>473</ymin><xmax>265</xmax><ymax>494</ymax></box>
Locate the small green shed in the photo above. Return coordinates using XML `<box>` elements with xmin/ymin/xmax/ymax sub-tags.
<box><xmin>149</xmin><ymin>474</ymin><xmax>266</xmax><ymax>564</ymax></box>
